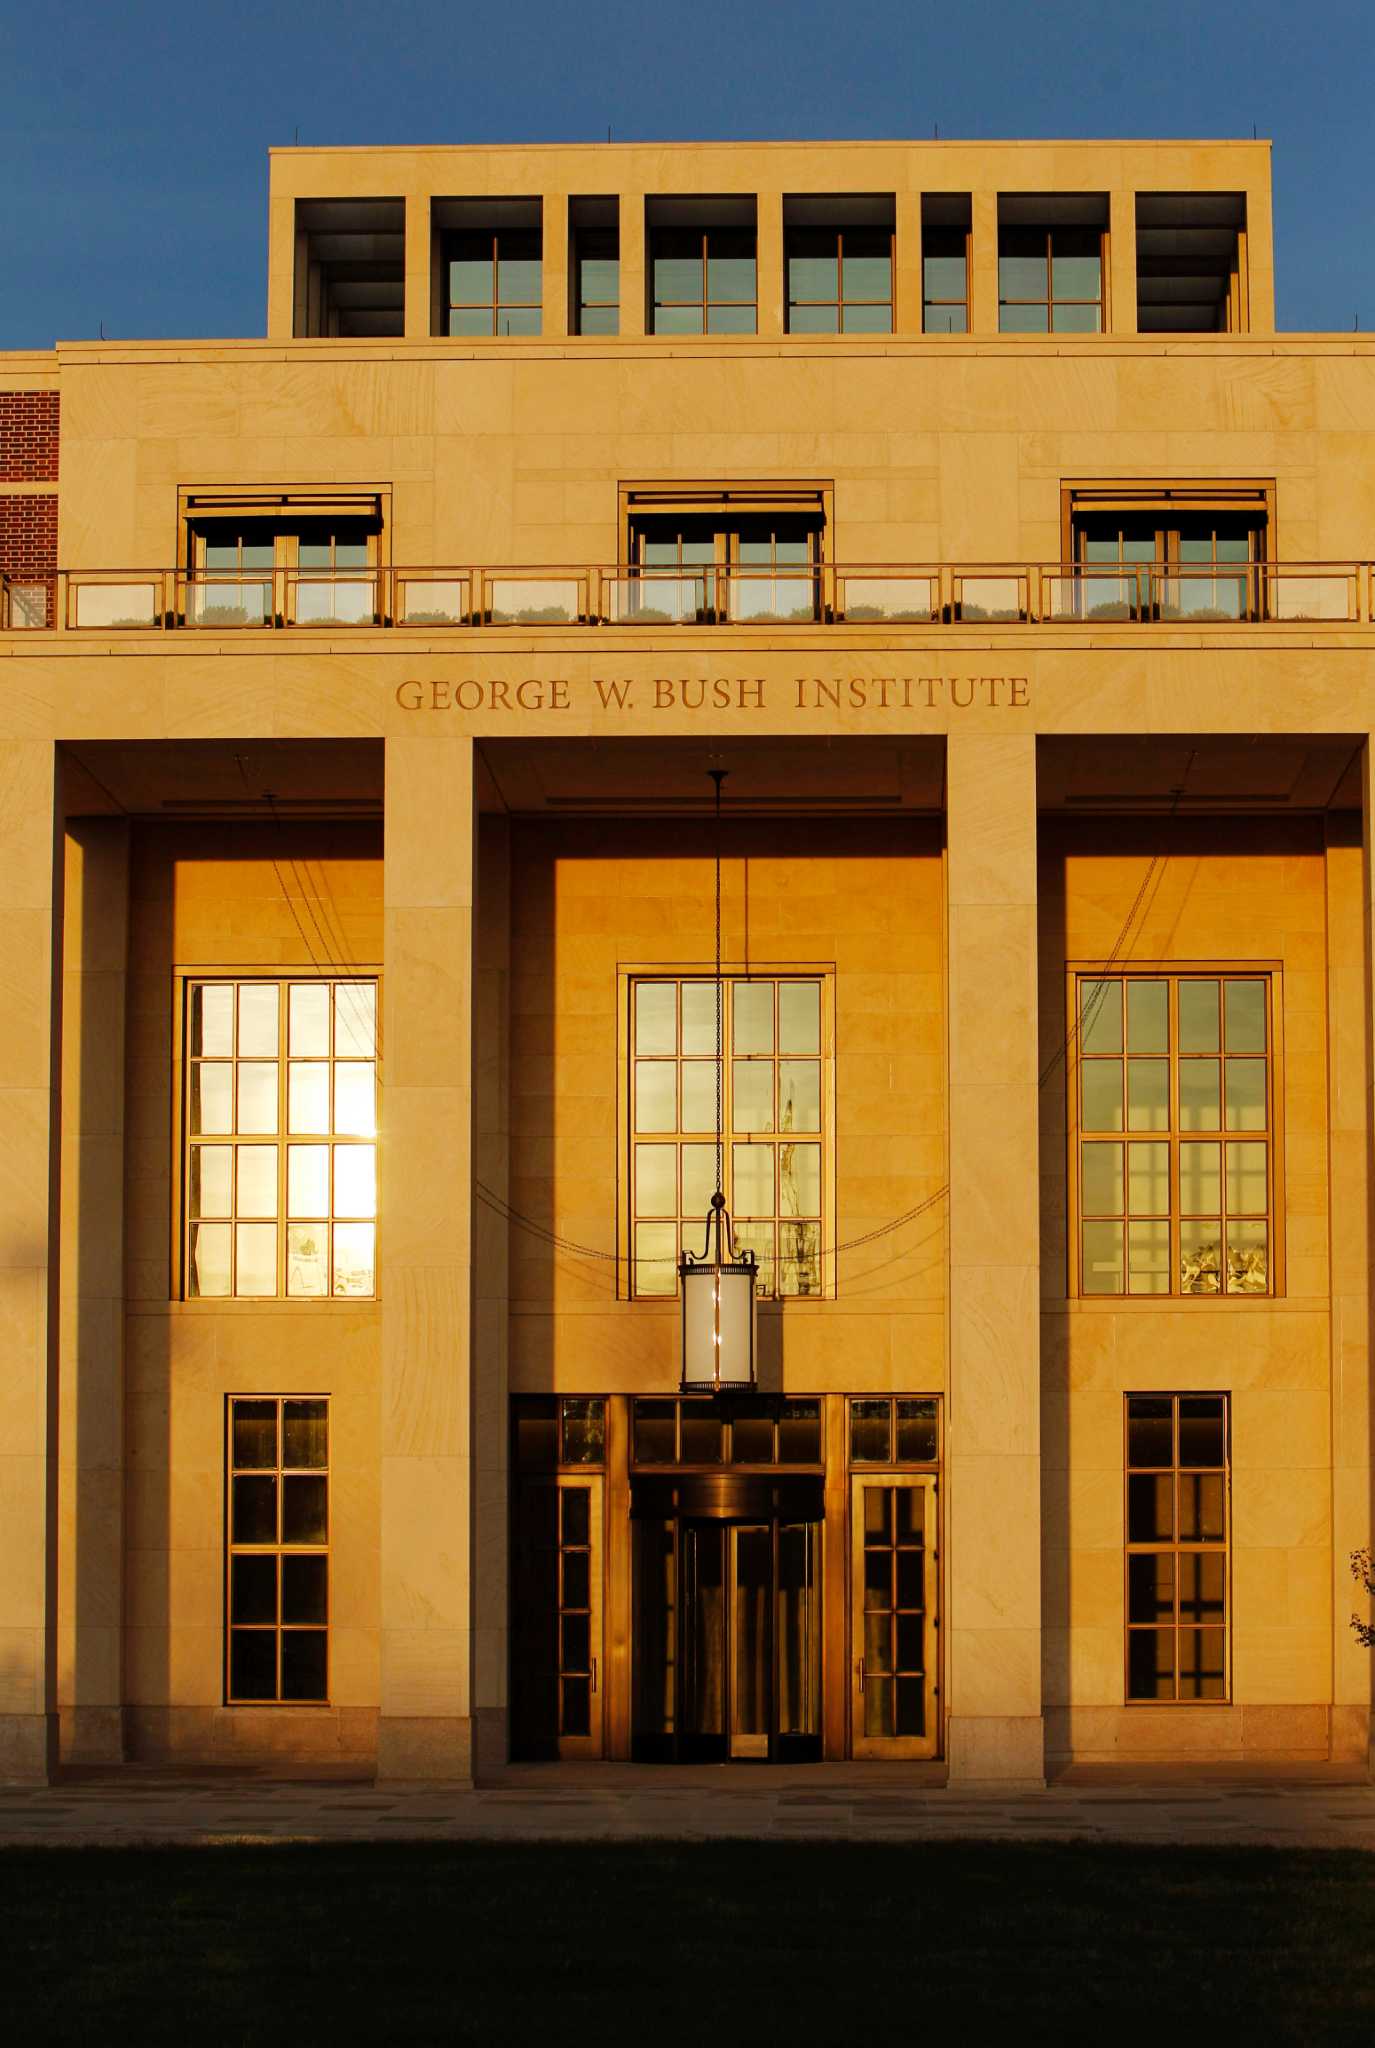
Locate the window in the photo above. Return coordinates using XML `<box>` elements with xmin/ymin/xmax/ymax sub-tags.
<box><xmin>1066</xmin><ymin>485</ymin><xmax>1270</xmax><ymax>621</ymax></box>
<box><xmin>571</xmin><ymin>198</ymin><xmax>618</xmax><ymax>334</ymax></box>
<box><xmin>1126</xmin><ymin>1393</ymin><xmax>1228</xmax><ymax>1702</ymax></box>
<box><xmin>848</xmin><ymin>1397</ymin><xmax>939</xmax><ymax>1464</ymax></box>
<box><xmin>514</xmin><ymin>1397</ymin><xmax>608</xmax><ymax>1471</ymax></box>
<box><xmin>786</xmin><ymin>225</ymin><xmax>892</xmax><ymax>333</ymax></box>
<box><xmin>626</xmin><ymin>509</ymin><xmax>823</xmax><ymax>623</ymax></box>
<box><xmin>446</xmin><ymin>226</ymin><xmax>542</xmax><ymax>335</ymax></box>
<box><xmin>999</xmin><ymin>200</ymin><xmax>1105</xmax><ymax>331</ymax></box>
<box><xmin>184</xmin><ymin>499</ymin><xmax>382</xmax><ymax>627</ymax></box>
<box><xmin>185</xmin><ymin>979</ymin><xmax>378</xmax><ymax>1300</ymax></box>
<box><xmin>293</xmin><ymin>199</ymin><xmax>404</xmax><ymax>338</ymax></box>
<box><xmin>922</xmin><ymin>196</ymin><xmax>969</xmax><ymax>332</ymax></box>
<box><xmin>630</xmin><ymin>1396</ymin><xmax>823</xmax><ymax>1464</ymax></box>
<box><xmin>1136</xmin><ymin>192</ymin><xmax>1247</xmax><ymax>334</ymax></box>
<box><xmin>650</xmin><ymin>217</ymin><xmax>756</xmax><ymax>334</ymax></box>
<box><xmin>227</xmin><ymin>1396</ymin><xmax>329</xmax><ymax>1703</ymax></box>
<box><xmin>1075</xmin><ymin>973</ymin><xmax>1274</xmax><ymax>1299</ymax></box>
<box><xmin>629</xmin><ymin>975</ymin><xmax>828</xmax><ymax>1299</ymax></box>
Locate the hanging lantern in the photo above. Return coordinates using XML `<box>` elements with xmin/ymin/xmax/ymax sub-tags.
<box><xmin>680</xmin><ymin>769</ymin><xmax>758</xmax><ymax>1392</ymax></box>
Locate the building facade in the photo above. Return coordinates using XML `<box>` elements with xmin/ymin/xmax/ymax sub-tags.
<box><xmin>1</xmin><ymin>137</ymin><xmax>1371</xmax><ymax>1784</ymax></box>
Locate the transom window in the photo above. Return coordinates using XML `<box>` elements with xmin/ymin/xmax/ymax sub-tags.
<box><xmin>651</xmin><ymin>227</ymin><xmax>757</xmax><ymax>334</ymax></box>
<box><xmin>631</xmin><ymin>1396</ymin><xmax>823</xmax><ymax>1465</ymax></box>
<box><xmin>185</xmin><ymin>979</ymin><xmax>378</xmax><ymax>1300</ymax></box>
<box><xmin>848</xmin><ymin>1397</ymin><xmax>939</xmax><ymax>1465</ymax></box>
<box><xmin>226</xmin><ymin>1396</ymin><xmax>329</xmax><ymax>1704</ymax></box>
<box><xmin>786</xmin><ymin>226</ymin><xmax>893</xmax><ymax>333</ymax></box>
<box><xmin>630</xmin><ymin>975</ymin><xmax>827</xmax><ymax>1299</ymax></box>
<box><xmin>1126</xmin><ymin>1393</ymin><xmax>1228</xmax><ymax>1702</ymax></box>
<box><xmin>999</xmin><ymin>223</ymin><xmax>1103</xmax><ymax>332</ymax></box>
<box><xmin>447</xmin><ymin>228</ymin><xmax>542</xmax><ymax>336</ymax></box>
<box><xmin>1076</xmin><ymin>973</ymin><xmax>1273</xmax><ymax>1299</ymax></box>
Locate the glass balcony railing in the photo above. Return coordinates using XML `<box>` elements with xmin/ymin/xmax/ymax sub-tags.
<box><xmin>2</xmin><ymin>561</ymin><xmax>1369</xmax><ymax>631</ymax></box>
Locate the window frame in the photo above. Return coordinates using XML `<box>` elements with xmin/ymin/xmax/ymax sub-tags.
<box><xmin>444</xmin><ymin>226</ymin><xmax>543</xmax><ymax>336</ymax></box>
<box><xmin>1066</xmin><ymin>964</ymin><xmax>1285</xmax><ymax>1303</ymax></box>
<box><xmin>225</xmin><ymin>1394</ymin><xmax>330</xmax><ymax>1707</ymax></box>
<box><xmin>998</xmin><ymin>221</ymin><xmax>1106</xmax><ymax>333</ymax></box>
<box><xmin>617</xmin><ymin>965</ymin><xmax>837</xmax><ymax>1303</ymax></box>
<box><xmin>1123</xmin><ymin>1391</ymin><xmax>1230</xmax><ymax>1705</ymax></box>
<box><xmin>649</xmin><ymin>225</ymin><xmax>758</xmax><ymax>335</ymax></box>
<box><xmin>921</xmin><ymin>222</ymin><xmax>970</xmax><ymax>333</ymax></box>
<box><xmin>175</xmin><ymin>972</ymin><xmax>382</xmax><ymax>1306</ymax></box>
<box><xmin>785</xmin><ymin>224</ymin><xmax>894</xmax><ymax>335</ymax></box>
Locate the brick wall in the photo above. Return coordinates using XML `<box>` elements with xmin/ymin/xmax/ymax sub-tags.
<box><xmin>0</xmin><ymin>390</ymin><xmax>59</xmax><ymax>481</ymax></box>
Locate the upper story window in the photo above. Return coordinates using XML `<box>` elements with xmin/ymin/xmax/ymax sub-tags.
<box><xmin>185</xmin><ymin>978</ymin><xmax>378</xmax><ymax>1301</ymax></box>
<box><xmin>1136</xmin><ymin>192</ymin><xmax>1247</xmax><ymax>333</ymax></box>
<box><xmin>999</xmin><ymin>195</ymin><xmax>1106</xmax><ymax>332</ymax></box>
<box><xmin>628</xmin><ymin>974</ymin><xmax>830</xmax><ymax>1301</ymax></box>
<box><xmin>292</xmin><ymin>199</ymin><xmax>404</xmax><ymax>338</ymax></box>
<box><xmin>621</xmin><ymin>487</ymin><xmax>827</xmax><ymax>624</ymax></box>
<box><xmin>1069</xmin><ymin>486</ymin><xmax>1269</xmax><ymax>621</ymax></box>
<box><xmin>649</xmin><ymin>197</ymin><xmax>756</xmax><ymax>334</ymax></box>
<box><xmin>571</xmin><ymin>196</ymin><xmax>619</xmax><ymax>335</ymax></box>
<box><xmin>921</xmin><ymin>194</ymin><xmax>970</xmax><ymax>332</ymax></box>
<box><xmin>227</xmin><ymin>1396</ymin><xmax>329</xmax><ymax>1705</ymax></box>
<box><xmin>1075</xmin><ymin>973</ymin><xmax>1274</xmax><ymax>1300</ymax></box>
<box><xmin>438</xmin><ymin>198</ymin><xmax>542</xmax><ymax>336</ymax></box>
<box><xmin>784</xmin><ymin>197</ymin><xmax>893</xmax><ymax>333</ymax></box>
<box><xmin>182</xmin><ymin>491</ymin><xmax>384</xmax><ymax>627</ymax></box>
<box><xmin>1126</xmin><ymin>1394</ymin><xmax>1229</xmax><ymax>1703</ymax></box>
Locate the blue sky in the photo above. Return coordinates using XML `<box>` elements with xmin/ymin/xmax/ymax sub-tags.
<box><xmin>2</xmin><ymin>0</ymin><xmax>1371</xmax><ymax>346</ymax></box>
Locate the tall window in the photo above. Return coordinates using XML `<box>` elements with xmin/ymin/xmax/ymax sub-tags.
<box><xmin>1126</xmin><ymin>1393</ymin><xmax>1228</xmax><ymax>1702</ymax></box>
<box><xmin>786</xmin><ymin>226</ymin><xmax>893</xmax><ymax>333</ymax></box>
<box><xmin>572</xmin><ymin>202</ymin><xmax>619</xmax><ymax>334</ymax></box>
<box><xmin>186</xmin><ymin>979</ymin><xmax>378</xmax><ymax>1300</ymax></box>
<box><xmin>1076</xmin><ymin>973</ymin><xmax>1273</xmax><ymax>1299</ymax></box>
<box><xmin>651</xmin><ymin>228</ymin><xmax>756</xmax><ymax>334</ymax></box>
<box><xmin>999</xmin><ymin>223</ymin><xmax>1103</xmax><ymax>331</ymax></box>
<box><xmin>630</xmin><ymin>975</ymin><xmax>827</xmax><ymax>1299</ymax></box>
<box><xmin>447</xmin><ymin>228</ymin><xmax>542</xmax><ymax>335</ymax></box>
<box><xmin>227</xmin><ymin>1396</ymin><xmax>329</xmax><ymax>1704</ymax></box>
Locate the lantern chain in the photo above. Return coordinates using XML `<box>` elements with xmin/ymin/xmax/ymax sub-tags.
<box><xmin>712</xmin><ymin>767</ymin><xmax>725</xmax><ymax>1223</ymax></box>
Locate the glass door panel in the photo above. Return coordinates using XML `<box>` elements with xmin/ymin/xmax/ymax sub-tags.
<box><xmin>632</xmin><ymin>1517</ymin><xmax>678</xmax><ymax>1757</ymax></box>
<box><xmin>777</xmin><ymin>1522</ymin><xmax>820</xmax><ymax>1745</ymax></box>
<box><xmin>730</xmin><ymin>1525</ymin><xmax>771</xmax><ymax>1758</ymax></box>
<box><xmin>512</xmin><ymin>1477</ymin><xmax>604</xmax><ymax>1759</ymax></box>
<box><xmin>682</xmin><ymin>1522</ymin><xmax>725</xmax><ymax>1755</ymax></box>
<box><xmin>850</xmin><ymin>1476</ymin><xmax>937</xmax><ymax>1759</ymax></box>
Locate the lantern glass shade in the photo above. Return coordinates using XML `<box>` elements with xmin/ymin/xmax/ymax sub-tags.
<box><xmin>680</xmin><ymin>1240</ymin><xmax>757</xmax><ymax>1393</ymax></box>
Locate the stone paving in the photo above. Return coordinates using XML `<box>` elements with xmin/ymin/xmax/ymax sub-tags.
<box><xmin>1</xmin><ymin>1763</ymin><xmax>1374</xmax><ymax>1848</ymax></box>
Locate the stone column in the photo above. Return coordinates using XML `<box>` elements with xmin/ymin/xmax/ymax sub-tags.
<box><xmin>1108</xmin><ymin>189</ymin><xmax>1137</xmax><ymax>335</ymax></box>
<box><xmin>378</xmin><ymin>736</ymin><xmax>477</xmax><ymax>1780</ymax></box>
<box><xmin>894</xmin><ymin>191</ymin><xmax>923</xmax><ymax>335</ymax></box>
<box><xmin>619</xmin><ymin>193</ymin><xmax>646</xmax><ymax>338</ymax></box>
<box><xmin>756</xmin><ymin>192</ymin><xmax>784</xmax><ymax>340</ymax></box>
<box><xmin>0</xmin><ymin>742</ymin><xmax>62</xmax><ymax>1782</ymax></box>
<box><xmin>57</xmin><ymin>818</ymin><xmax>130</xmax><ymax>1765</ymax></box>
<box><xmin>542</xmin><ymin>194</ymin><xmax>570</xmax><ymax>341</ymax></box>
<box><xmin>945</xmin><ymin>732</ymin><xmax>1045</xmax><ymax>1783</ymax></box>
<box><xmin>405</xmin><ymin>194</ymin><xmax>433</xmax><ymax>340</ymax></box>
<box><xmin>471</xmin><ymin>813</ymin><xmax>511</xmax><ymax>1773</ymax></box>
<box><xmin>970</xmin><ymin>190</ymin><xmax>999</xmax><ymax>334</ymax></box>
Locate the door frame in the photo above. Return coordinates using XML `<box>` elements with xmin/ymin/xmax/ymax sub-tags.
<box><xmin>849</xmin><ymin>1473</ymin><xmax>939</xmax><ymax>1760</ymax></box>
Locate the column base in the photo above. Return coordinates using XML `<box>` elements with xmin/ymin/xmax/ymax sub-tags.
<box><xmin>947</xmin><ymin>1714</ymin><xmax>1045</xmax><ymax>1786</ymax></box>
<box><xmin>59</xmin><ymin>1706</ymin><xmax>124</xmax><ymax>1767</ymax></box>
<box><xmin>376</xmin><ymin>1715</ymin><xmax>474</xmax><ymax>1783</ymax></box>
<box><xmin>0</xmin><ymin>1712</ymin><xmax>57</xmax><ymax>1784</ymax></box>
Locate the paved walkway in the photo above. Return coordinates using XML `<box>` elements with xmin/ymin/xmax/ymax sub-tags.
<box><xmin>2</xmin><ymin>1763</ymin><xmax>1374</xmax><ymax>1847</ymax></box>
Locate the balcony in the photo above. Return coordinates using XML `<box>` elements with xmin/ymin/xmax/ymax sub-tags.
<box><xmin>1</xmin><ymin>562</ymin><xmax>1368</xmax><ymax>631</ymax></box>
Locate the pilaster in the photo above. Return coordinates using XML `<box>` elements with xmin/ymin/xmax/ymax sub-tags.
<box><xmin>970</xmin><ymin>190</ymin><xmax>999</xmax><ymax>335</ymax></box>
<box><xmin>620</xmin><ymin>193</ymin><xmax>646</xmax><ymax>338</ymax></box>
<box><xmin>1108</xmin><ymin>189</ymin><xmax>1137</xmax><ymax>335</ymax></box>
<box><xmin>405</xmin><ymin>193</ymin><xmax>433</xmax><ymax>339</ymax></box>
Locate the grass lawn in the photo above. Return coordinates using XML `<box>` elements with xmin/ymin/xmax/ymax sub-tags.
<box><xmin>6</xmin><ymin>1838</ymin><xmax>1375</xmax><ymax>2042</ymax></box>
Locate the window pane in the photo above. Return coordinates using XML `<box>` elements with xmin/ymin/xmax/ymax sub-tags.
<box><xmin>497</xmin><ymin>256</ymin><xmax>541</xmax><ymax>303</ymax></box>
<box><xmin>1000</xmin><ymin>252</ymin><xmax>1047</xmax><ymax>298</ymax></box>
<box><xmin>1227</xmin><ymin>1218</ymin><xmax>1268</xmax><ymax>1294</ymax></box>
<box><xmin>654</xmin><ymin>254</ymin><xmax>702</xmax><ymax>301</ymax></box>
<box><xmin>634</xmin><ymin>1061</ymin><xmax>675</xmax><ymax>1133</ymax></box>
<box><xmin>1080</xmin><ymin>1142</ymin><xmax>1123</xmax><ymax>1216</ymax></box>
<box><xmin>789</xmin><ymin>251</ymin><xmax>837</xmax><ymax>300</ymax></box>
<box><xmin>1127</xmin><ymin>1397</ymin><xmax>1173</xmax><ymax>1468</ymax></box>
<box><xmin>1128</xmin><ymin>1220</ymin><xmax>1170</xmax><ymax>1295</ymax></box>
<box><xmin>1051</xmin><ymin>302</ymin><xmax>1101</xmax><ymax>333</ymax></box>
<box><xmin>334</xmin><ymin>1145</ymin><xmax>376</xmax><ymax>1219</ymax></box>
<box><xmin>1053</xmin><ymin>243</ymin><xmax>1101</xmax><ymax>298</ymax></box>
<box><xmin>733</xmin><ymin>1061</ymin><xmax>774</xmax><ymax>1131</ymax></box>
<box><xmin>1128</xmin><ymin>1629</ymin><xmax>1176</xmax><ymax>1701</ymax></box>
<box><xmin>236</xmin><ymin>1145</ymin><xmax>278</xmax><ymax>1219</ymax></box>
<box><xmin>733</xmin><ymin>1144</ymin><xmax>773</xmax><ymax>1216</ymax></box>
<box><xmin>289</xmin><ymin>983</ymin><xmax>330</xmax><ymax>1056</ymax></box>
<box><xmin>779</xmin><ymin>982</ymin><xmax>821</xmax><ymax>1054</ymax></box>
<box><xmin>1081</xmin><ymin>979</ymin><xmax>1122</xmax><ymax>1054</ymax></box>
<box><xmin>843</xmin><ymin>252</ymin><xmax>891</xmax><ymax>300</ymax></box>
<box><xmin>1226</xmin><ymin>1141</ymin><xmax>1267</xmax><ymax>1215</ymax></box>
<box><xmin>289</xmin><ymin>1063</ymin><xmax>330</xmax><ymax>1133</ymax></box>
<box><xmin>1081</xmin><ymin>1219</ymin><xmax>1124</xmax><ymax>1294</ymax></box>
<box><xmin>780</xmin><ymin>1142</ymin><xmax>821</xmax><ymax>1216</ymax></box>
<box><xmin>1128</xmin><ymin>1471</ymin><xmax>1174</xmax><ymax>1541</ymax></box>
<box><xmin>924</xmin><ymin>254</ymin><xmax>966</xmax><ymax>298</ymax></box>
<box><xmin>232</xmin><ymin>1472</ymin><xmax>277</xmax><ymax>1544</ymax></box>
<box><xmin>779</xmin><ymin>1399</ymin><xmax>822</xmax><ymax>1462</ymax></box>
<box><xmin>231</xmin><ymin>1553</ymin><xmax>277</xmax><ymax>1625</ymax></box>
<box><xmin>1126</xmin><ymin>1058</ymin><xmax>1169</xmax><ymax>1131</ymax></box>
<box><xmin>561</xmin><ymin>1397</ymin><xmax>605</xmax><ymax>1467</ymax></box>
<box><xmin>655</xmin><ymin>304</ymin><xmax>703</xmax><ymax>334</ymax></box>
<box><xmin>332</xmin><ymin>1222</ymin><xmax>375</xmax><ymax>1297</ymax></box>
<box><xmin>1180</xmin><ymin>1222</ymin><xmax>1222</xmax><ymax>1295</ymax></box>
<box><xmin>999</xmin><ymin>302</ymin><xmax>1048</xmax><ymax>332</ymax></box>
<box><xmin>733</xmin><ymin>982</ymin><xmax>774</xmax><ymax>1053</ymax></box>
<box><xmin>681</xmin><ymin>1143</ymin><xmax>717</xmax><ymax>1219</ymax></box>
<box><xmin>850</xmin><ymin>1399</ymin><xmax>891</xmax><ymax>1463</ymax></box>
<box><xmin>579</xmin><ymin>304</ymin><xmax>619</xmax><ymax>335</ymax></box>
<box><xmin>1128</xmin><ymin>1552</ymin><xmax>1174</xmax><ymax>1624</ymax></box>
<box><xmin>287</xmin><ymin>1144</ymin><xmax>329</xmax><ymax>1217</ymax></box>
<box><xmin>1179</xmin><ymin>1628</ymin><xmax>1226</xmax><ymax>1701</ymax></box>
<box><xmin>238</xmin><ymin>983</ymin><xmax>279</xmax><ymax>1056</ymax></box>
<box><xmin>1178</xmin><ymin>1395</ymin><xmax>1226</xmax><ymax>1468</ymax></box>
<box><xmin>636</xmin><ymin>982</ymin><xmax>676</xmax><ymax>1055</ymax></box>
<box><xmin>236</xmin><ymin>1222</ymin><xmax>277</xmax><ymax>1296</ymax></box>
<box><xmin>496</xmin><ymin>307</ymin><xmax>541</xmax><ymax>338</ymax></box>
<box><xmin>334</xmin><ymin>1064</ymin><xmax>376</xmax><ymax>1136</ymax></box>
<box><xmin>779</xmin><ymin>1220</ymin><xmax>821</xmax><ymax>1296</ymax></box>
<box><xmin>282</xmin><ymin>1473</ymin><xmax>327</xmax><ymax>1545</ymax></box>
<box><xmin>1224</xmin><ymin>980</ymin><xmax>1266</xmax><ymax>1053</ymax></box>
<box><xmin>707</xmin><ymin>254</ymin><xmax>755</xmax><ymax>303</ymax></box>
<box><xmin>1081</xmin><ymin>1060</ymin><xmax>1123</xmax><ymax>1132</ymax></box>
<box><xmin>682</xmin><ymin>983</ymin><xmax>718</xmax><ymax>1055</ymax></box>
<box><xmin>335</xmin><ymin>983</ymin><xmax>377</xmax><ymax>1058</ymax></box>
<box><xmin>282</xmin><ymin>1554</ymin><xmax>328</xmax><ymax>1625</ymax></box>
<box><xmin>732</xmin><ymin>1410</ymin><xmax>774</xmax><ymax>1463</ymax></box>
<box><xmin>1179</xmin><ymin>1059</ymin><xmax>1221</xmax><ymax>1130</ymax></box>
<box><xmin>450</xmin><ymin>256</ymin><xmax>493</xmax><ymax>302</ymax></box>
<box><xmin>230</xmin><ymin>1630</ymin><xmax>277</xmax><ymax>1701</ymax></box>
<box><xmin>192</xmin><ymin>1064</ymin><xmax>233</xmax><ymax>1135</ymax></box>
<box><xmin>681</xmin><ymin>1062</ymin><xmax>720</xmax><ymax>1133</ymax></box>
<box><xmin>842</xmin><ymin>303</ymin><xmax>892</xmax><ymax>333</ymax></box>
<box><xmin>634</xmin><ymin>1397</ymin><xmax>677</xmax><ymax>1462</ymax></box>
<box><xmin>193</xmin><ymin>983</ymin><xmax>234</xmax><ymax>1057</ymax></box>
<box><xmin>190</xmin><ymin>1145</ymin><xmax>232</xmax><ymax>1219</ymax></box>
<box><xmin>635</xmin><ymin>1143</ymin><xmax>676</xmax><ymax>1217</ymax></box>
<box><xmin>287</xmin><ymin>1224</ymin><xmax>328</xmax><ymax>1297</ymax></box>
<box><xmin>1127</xmin><ymin>1141</ymin><xmax>1169</xmax><ymax>1216</ymax></box>
<box><xmin>634</xmin><ymin>1222</ymin><xmax>677</xmax><ymax>1297</ymax></box>
<box><xmin>680</xmin><ymin>1405</ymin><xmax>723</xmax><ymax>1463</ymax></box>
<box><xmin>1179</xmin><ymin>980</ymin><xmax>1220</xmax><ymax>1052</ymax></box>
<box><xmin>233</xmin><ymin>1399</ymin><xmax>278</xmax><ymax>1469</ymax></box>
<box><xmin>1180</xmin><ymin>1471</ymin><xmax>1225</xmax><ymax>1541</ymax></box>
<box><xmin>779</xmin><ymin>1060</ymin><xmax>820</xmax><ymax>1132</ymax></box>
<box><xmin>1127</xmin><ymin>979</ymin><xmax>1168</xmax><ymax>1054</ymax></box>
<box><xmin>283</xmin><ymin>1398</ymin><xmax>329</xmax><ymax>1469</ymax></box>
<box><xmin>896</xmin><ymin>1399</ymin><xmax>938</xmax><ymax>1462</ymax></box>
<box><xmin>1224</xmin><ymin>1059</ymin><xmax>1267</xmax><ymax>1131</ymax></box>
<box><xmin>237</xmin><ymin>1063</ymin><xmax>278</xmax><ymax>1135</ymax></box>
<box><xmin>451</xmin><ymin>309</ymin><xmax>494</xmax><ymax>340</ymax></box>
<box><xmin>733</xmin><ymin>1222</ymin><xmax>774</xmax><ymax>1292</ymax></box>
<box><xmin>1180</xmin><ymin>1142</ymin><xmax>1221</xmax><ymax>1215</ymax></box>
<box><xmin>190</xmin><ymin>1221</ymin><xmax>231</xmax><ymax>1297</ymax></box>
<box><xmin>925</xmin><ymin>302</ymin><xmax>967</xmax><ymax>333</ymax></box>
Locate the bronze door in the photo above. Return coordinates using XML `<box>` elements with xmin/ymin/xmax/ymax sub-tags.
<box><xmin>512</xmin><ymin>1476</ymin><xmax>604</xmax><ymax>1759</ymax></box>
<box><xmin>850</xmin><ymin>1475</ymin><xmax>938</xmax><ymax>1759</ymax></box>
